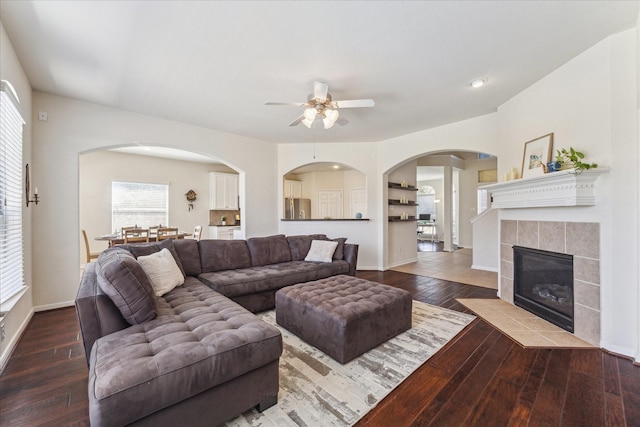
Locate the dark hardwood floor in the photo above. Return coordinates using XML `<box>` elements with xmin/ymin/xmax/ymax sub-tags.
<box><xmin>1</xmin><ymin>270</ymin><xmax>638</xmax><ymax>426</ymax></box>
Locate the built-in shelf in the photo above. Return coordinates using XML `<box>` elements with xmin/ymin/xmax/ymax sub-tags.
<box><xmin>479</xmin><ymin>168</ymin><xmax>608</xmax><ymax>209</ymax></box>
<box><xmin>388</xmin><ymin>200</ymin><xmax>418</xmax><ymax>206</ymax></box>
<box><xmin>388</xmin><ymin>182</ymin><xmax>418</xmax><ymax>191</ymax></box>
<box><xmin>389</xmin><ymin>216</ymin><xmax>416</xmax><ymax>222</ymax></box>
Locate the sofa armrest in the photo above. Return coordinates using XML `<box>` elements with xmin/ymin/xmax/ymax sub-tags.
<box><xmin>75</xmin><ymin>263</ymin><xmax>128</xmax><ymax>365</ymax></box>
<box><xmin>343</xmin><ymin>243</ymin><xmax>359</xmax><ymax>276</ymax></box>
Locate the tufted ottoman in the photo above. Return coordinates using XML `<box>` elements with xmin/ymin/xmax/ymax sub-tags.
<box><xmin>275</xmin><ymin>275</ymin><xmax>412</xmax><ymax>363</ymax></box>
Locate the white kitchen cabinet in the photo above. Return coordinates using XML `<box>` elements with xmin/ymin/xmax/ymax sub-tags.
<box><xmin>209</xmin><ymin>172</ymin><xmax>239</xmax><ymax>210</ymax></box>
<box><xmin>283</xmin><ymin>179</ymin><xmax>302</xmax><ymax>199</ymax></box>
<box><xmin>209</xmin><ymin>226</ymin><xmax>240</xmax><ymax>240</ymax></box>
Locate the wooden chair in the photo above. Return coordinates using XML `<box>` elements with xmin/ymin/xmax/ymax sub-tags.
<box><xmin>123</xmin><ymin>228</ymin><xmax>150</xmax><ymax>244</ymax></box>
<box><xmin>193</xmin><ymin>225</ymin><xmax>202</xmax><ymax>241</ymax></box>
<box><xmin>82</xmin><ymin>229</ymin><xmax>101</xmax><ymax>263</ymax></box>
<box><xmin>156</xmin><ymin>227</ymin><xmax>179</xmax><ymax>241</ymax></box>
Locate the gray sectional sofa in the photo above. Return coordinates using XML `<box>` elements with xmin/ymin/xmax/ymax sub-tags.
<box><xmin>75</xmin><ymin>233</ymin><xmax>358</xmax><ymax>426</ymax></box>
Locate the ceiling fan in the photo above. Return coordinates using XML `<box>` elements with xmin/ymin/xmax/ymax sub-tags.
<box><xmin>265</xmin><ymin>81</ymin><xmax>375</xmax><ymax>129</ymax></box>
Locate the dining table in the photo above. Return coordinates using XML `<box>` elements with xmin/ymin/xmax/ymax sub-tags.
<box><xmin>95</xmin><ymin>231</ymin><xmax>193</xmax><ymax>247</ymax></box>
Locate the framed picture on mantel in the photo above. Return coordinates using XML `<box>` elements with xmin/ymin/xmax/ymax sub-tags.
<box><xmin>521</xmin><ymin>133</ymin><xmax>553</xmax><ymax>178</ymax></box>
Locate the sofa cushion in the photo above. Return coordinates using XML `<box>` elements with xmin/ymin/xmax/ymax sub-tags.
<box><xmin>137</xmin><ymin>248</ymin><xmax>185</xmax><ymax>296</ymax></box>
<box><xmin>122</xmin><ymin>239</ymin><xmax>186</xmax><ymax>276</ymax></box>
<box><xmin>199</xmin><ymin>239</ymin><xmax>252</xmax><ymax>273</ymax></box>
<box><xmin>88</xmin><ymin>280</ymin><xmax>282</xmax><ymax>426</ymax></box>
<box><xmin>247</xmin><ymin>234</ymin><xmax>292</xmax><ymax>266</ymax></box>
<box><xmin>96</xmin><ymin>248</ymin><xmax>157</xmax><ymax>325</ymax></box>
<box><xmin>286</xmin><ymin>234</ymin><xmax>328</xmax><ymax>261</ymax></box>
<box><xmin>173</xmin><ymin>239</ymin><xmax>202</xmax><ymax>276</ymax></box>
<box><xmin>198</xmin><ymin>260</ymin><xmax>350</xmax><ymax>298</ymax></box>
<box><xmin>304</xmin><ymin>240</ymin><xmax>339</xmax><ymax>263</ymax></box>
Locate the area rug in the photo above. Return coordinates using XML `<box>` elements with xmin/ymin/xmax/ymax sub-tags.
<box><xmin>456</xmin><ymin>298</ymin><xmax>594</xmax><ymax>348</ymax></box>
<box><xmin>224</xmin><ymin>301</ymin><xmax>475</xmax><ymax>426</ymax></box>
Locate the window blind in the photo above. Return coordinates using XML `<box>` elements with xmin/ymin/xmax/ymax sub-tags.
<box><xmin>112</xmin><ymin>181</ymin><xmax>169</xmax><ymax>232</ymax></box>
<box><xmin>0</xmin><ymin>82</ymin><xmax>26</xmax><ymax>304</ymax></box>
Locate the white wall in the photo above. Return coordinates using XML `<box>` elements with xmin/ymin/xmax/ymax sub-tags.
<box><xmin>388</xmin><ymin>160</ymin><xmax>419</xmax><ymax>267</ymax></box>
<box><xmin>497</xmin><ymin>29</ymin><xmax>639</xmax><ymax>359</ymax></box>
<box><xmin>0</xmin><ymin>21</ymin><xmax>33</xmax><ymax>369</ymax></box>
<box><xmin>458</xmin><ymin>157</ymin><xmax>497</xmax><ymax>248</ymax></box>
<box><xmin>31</xmin><ymin>92</ymin><xmax>279</xmax><ymax>308</ymax></box>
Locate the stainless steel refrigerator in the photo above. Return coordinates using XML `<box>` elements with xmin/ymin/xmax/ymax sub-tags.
<box><xmin>284</xmin><ymin>198</ymin><xmax>311</xmax><ymax>220</ymax></box>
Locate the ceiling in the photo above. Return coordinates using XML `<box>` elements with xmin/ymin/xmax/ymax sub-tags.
<box><xmin>1</xmin><ymin>1</ymin><xmax>637</xmax><ymax>145</ymax></box>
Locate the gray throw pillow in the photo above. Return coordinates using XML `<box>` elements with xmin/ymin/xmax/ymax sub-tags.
<box><xmin>96</xmin><ymin>248</ymin><xmax>157</xmax><ymax>325</ymax></box>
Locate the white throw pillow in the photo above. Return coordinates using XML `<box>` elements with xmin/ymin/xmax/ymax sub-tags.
<box><xmin>304</xmin><ymin>240</ymin><xmax>339</xmax><ymax>263</ymax></box>
<box><xmin>137</xmin><ymin>248</ymin><xmax>185</xmax><ymax>296</ymax></box>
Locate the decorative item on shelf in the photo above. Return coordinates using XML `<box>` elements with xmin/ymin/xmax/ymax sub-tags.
<box><xmin>221</xmin><ymin>216</ymin><xmax>227</xmax><ymax>226</ymax></box>
<box><xmin>546</xmin><ymin>161</ymin><xmax>562</xmax><ymax>172</ymax></box>
<box><xmin>185</xmin><ymin>189</ymin><xmax>197</xmax><ymax>211</ymax></box>
<box><xmin>355</xmin><ymin>212</ymin><xmax>362</xmax><ymax>219</ymax></box>
<box><xmin>554</xmin><ymin>147</ymin><xmax>598</xmax><ymax>175</ymax></box>
<box><xmin>25</xmin><ymin>163</ymin><xmax>40</xmax><ymax>207</ymax></box>
<box><xmin>521</xmin><ymin>133</ymin><xmax>553</xmax><ymax>179</ymax></box>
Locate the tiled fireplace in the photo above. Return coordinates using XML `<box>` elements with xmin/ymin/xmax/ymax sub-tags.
<box><xmin>500</xmin><ymin>220</ymin><xmax>600</xmax><ymax>345</ymax></box>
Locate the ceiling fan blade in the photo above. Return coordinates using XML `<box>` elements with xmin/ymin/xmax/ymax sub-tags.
<box><xmin>288</xmin><ymin>115</ymin><xmax>304</xmax><ymax>126</ymax></box>
<box><xmin>313</xmin><ymin>81</ymin><xmax>329</xmax><ymax>102</ymax></box>
<box><xmin>265</xmin><ymin>102</ymin><xmax>306</xmax><ymax>106</ymax></box>
<box><xmin>333</xmin><ymin>99</ymin><xmax>375</xmax><ymax>108</ymax></box>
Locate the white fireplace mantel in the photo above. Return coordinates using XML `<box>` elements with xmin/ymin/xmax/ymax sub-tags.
<box><xmin>480</xmin><ymin>168</ymin><xmax>608</xmax><ymax>209</ymax></box>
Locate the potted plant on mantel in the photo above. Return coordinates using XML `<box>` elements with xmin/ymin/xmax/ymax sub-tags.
<box><xmin>553</xmin><ymin>147</ymin><xmax>598</xmax><ymax>175</ymax></box>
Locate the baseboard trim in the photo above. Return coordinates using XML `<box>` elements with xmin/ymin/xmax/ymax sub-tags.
<box><xmin>0</xmin><ymin>308</ymin><xmax>34</xmax><ymax>373</ymax></box>
<box><xmin>471</xmin><ymin>264</ymin><xmax>498</xmax><ymax>272</ymax></box>
<box><xmin>34</xmin><ymin>300</ymin><xmax>75</xmax><ymax>312</ymax></box>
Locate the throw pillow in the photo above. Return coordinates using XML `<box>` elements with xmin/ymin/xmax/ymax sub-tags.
<box><xmin>137</xmin><ymin>248</ymin><xmax>185</xmax><ymax>296</ymax></box>
<box><xmin>122</xmin><ymin>239</ymin><xmax>186</xmax><ymax>276</ymax></box>
<box><xmin>304</xmin><ymin>240</ymin><xmax>339</xmax><ymax>263</ymax></box>
<box><xmin>332</xmin><ymin>237</ymin><xmax>347</xmax><ymax>260</ymax></box>
<box><xmin>96</xmin><ymin>248</ymin><xmax>157</xmax><ymax>325</ymax></box>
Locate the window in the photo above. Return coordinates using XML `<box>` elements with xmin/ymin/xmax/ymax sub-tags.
<box><xmin>112</xmin><ymin>181</ymin><xmax>169</xmax><ymax>232</ymax></box>
<box><xmin>0</xmin><ymin>81</ymin><xmax>26</xmax><ymax>304</ymax></box>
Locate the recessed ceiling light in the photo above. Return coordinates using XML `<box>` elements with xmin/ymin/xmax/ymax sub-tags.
<box><xmin>470</xmin><ymin>78</ymin><xmax>486</xmax><ymax>88</ymax></box>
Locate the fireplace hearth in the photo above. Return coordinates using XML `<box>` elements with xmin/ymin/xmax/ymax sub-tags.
<box><xmin>513</xmin><ymin>246</ymin><xmax>574</xmax><ymax>333</ymax></box>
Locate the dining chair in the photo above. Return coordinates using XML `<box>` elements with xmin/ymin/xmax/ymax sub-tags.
<box><xmin>123</xmin><ymin>228</ymin><xmax>150</xmax><ymax>243</ymax></box>
<box><xmin>148</xmin><ymin>225</ymin><xmax>160</xmax><ymax>238</ymax></box>
<box><xmin>156</xmin><ymin>227</ymin><xmax>179</xmax><ymax>241</ymax></box>
<box><xmin>193</xmin><ymin>225</ymin><xmax>202</xmax><ymax>241</ymax></box>
<box><xmin>82</xmin><ymin>229</ymin><xmax>101</xmax><ymax>263</ymax></box>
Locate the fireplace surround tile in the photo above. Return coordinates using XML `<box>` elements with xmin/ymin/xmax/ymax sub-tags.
<box><xmin>566</xmin><ymin>222</ymin><xmax>600</xmax><ymax>258</ymax></box>
<box><xmin>574</xmin><ymin>304</ymin><xmax>600</xmax><ymax>345</ymax></box>
<box><xmin>501</xmin><ymin>220</ymin><xmax>517</xmax><ymax>244</ymax></box>
<box><xmin>500</xmin><ymin>243</ymin><xmax>513</xmax><ymax>263</ymax></box>
<box><xmin>517</xmin><ymin>221</ymin><xmax>539</xmax><ymax>248</ymax></box>
<box><xmin>539</xmin><ymin>221</ymin><xmax>566</xmax><ymax>253</ymax></box>
<box><xmin>574</xmin><ymin>256</ymin><xmax>600</xmax><ymax>284</ymax></box>
<box><xmin>575</xmin><ymin>280</ymin><xmax>600</xmax><ymax>311</ymax></box>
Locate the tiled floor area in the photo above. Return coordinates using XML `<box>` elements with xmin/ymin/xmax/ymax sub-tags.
<box><xmin>456</xmin><ymin>298</ymin><xmax>594</xmax><ymax>348</ymax></box>
<box><xmin>391</xmin><ymin>247</ymin><xmax>498</xmax><ymax>290</ymax></box>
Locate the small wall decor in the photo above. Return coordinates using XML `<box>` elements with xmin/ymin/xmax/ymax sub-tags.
<box><xmin>185</xmin><ymin>189</ymin><xmax>197</xmax><ymax>211</ymax></box>
<box><xmin>521</xmin><ymin>133</ymin><xmax>553</xmax><ymax>179</ymax></box>
<box><xmin>25</xmin><ymin>163</ymin><xmax>40</xmax><ymax>207</ymax></box>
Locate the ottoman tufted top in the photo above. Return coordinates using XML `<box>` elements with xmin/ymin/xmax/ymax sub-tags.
<box><xmin>277</xmin><ymin>275</ymin><xmax>411</xmax><ymax>323</ymax></box>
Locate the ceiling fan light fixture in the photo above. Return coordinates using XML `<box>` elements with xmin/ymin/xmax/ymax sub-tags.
<box><xmin>302</xmin><ymin>117</ymin><xmax>314</xmax><ymax>128</ymax></box>
<box><xmin>324</xmin><ymin>108</ymin><xmax>339</xmax><ymax>122</ymax></box>
<box><xmin>322</xmin><ymin>117</ymin><xmax>335</xmax><ymax>129</ymax></box>
<box><xmin>303</xmin><ymin>107</ymin><xmax>317</xmax><ymax>121</ymax></box>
